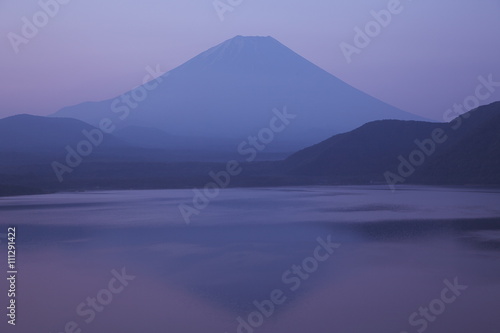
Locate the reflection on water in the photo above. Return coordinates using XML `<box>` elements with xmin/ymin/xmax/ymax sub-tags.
<box><xmin>1</xmin><ymin>186</ymin><xmax>500</xmax><ymax>333</ymax></box>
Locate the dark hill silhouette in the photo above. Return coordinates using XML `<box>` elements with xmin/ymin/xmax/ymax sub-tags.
<box><xmin>0</xmin><ymin>102</ymin><xmax>498</xmax><ymax>196</ymax></box>
<box><xmin>283</xmin><ymin>102</ymin><xmax>500</xmax><ymax>185</ymax></box>
<box><xmin>0</xmin><ymin>114</ymin><xmax>126</xmax><ymax>153</ymax></box>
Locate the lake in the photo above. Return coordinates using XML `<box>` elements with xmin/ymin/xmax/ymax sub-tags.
<box><xmin>1</xmin><ymin>186</ymin><xmax>500</xmax><ymax>333</ymax></box>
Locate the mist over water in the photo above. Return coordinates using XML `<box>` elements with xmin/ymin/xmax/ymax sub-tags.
<box><xmin>1</xmin><ymin>186</ymin><xmax>500</xmax><ymax>333</ymax></box>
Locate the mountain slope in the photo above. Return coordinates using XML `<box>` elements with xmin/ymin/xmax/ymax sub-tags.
<box><xmin>0</xmin><ymin>114</ymin><xmax>126</xmax><ymax>153</ymax></box>
<box><xmin>284</xmin><ymin>120</ymin><xmax>439</xmax><ymax>180</ymax></box>
<box><xmin>418</xmin><ymin>102</ymin><xmax>500</xmax><ymax>184</ymax></box>
<box><xmin>51</xmin><ymin>36</ymin><xmax>426</xmax><ymax>150</ymax></box>
<box><xmin>283</xmin><ymin>102</ymin><xmax>500</xmax><ymax>185</ymax></box>
<box><xmin>0</xmin><ymin>103</ymin><xmax>498</xmax><ymax>195</ymax></box>
<box><xmin>113</xmin><ymin>126</ymin><xmax>174</xmax><ymax>149</ymax></box>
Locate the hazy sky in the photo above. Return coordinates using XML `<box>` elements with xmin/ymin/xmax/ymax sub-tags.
<box><xmin>1</xmin><ymin>0</ymin><xmax>499</xmax><ymax>120</ymax></box>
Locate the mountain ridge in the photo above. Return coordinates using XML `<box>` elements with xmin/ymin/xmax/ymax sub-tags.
<box><xmin>283</xmin><ymin>102</ymin><xmax>500</xmax><ymax>185</ymax></box>
<box><xmin>51</xmin><ymin>35</ymin><xmax>426</xmax><ymax>150</ymax></box>
<box><xmin>0</xmin><ymin>102</ymin><xmax>498</xmax><ymax>196</ymax></box>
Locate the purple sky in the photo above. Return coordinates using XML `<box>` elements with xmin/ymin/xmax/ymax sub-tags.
<box><xmin>1</xmin><ymin>0</ymin><xmax>499</xmax><ymax>121</ymax></box>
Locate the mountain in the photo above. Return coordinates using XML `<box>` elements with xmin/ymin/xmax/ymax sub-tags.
<box><xmin>113</xmin><ymin>126</ymin><xmax>174</xmax><ymax>149</ymax></box>
<box><xmin>0</xmin><ymin>114</ymin><xmax>125</xmax><ymax>154</ymax></box>
<box><xmin>113</xmin><ymin>125</ymin><xmax>234</xmax><ymax>152</ymax></box>
<box><xmin>113</xmin><ymin>125</ymin><xmax>288</xmax><ymax>162</ymax></box>
<box><xmin>283</xmin><ymin>120</ymin><xmax>439</xmax><ymax>181</ymax></box>
<box><xmin>283</xmin><ymin>102</ymin><xmax>500</xmax><ymax>185</ymax></box>
<box><xmin>1</xmin><ymin>103</ymin><xmax>498</xmax><ymax>196</ymax></box>
<box><xmin>0</xmin><ymin>114</ymin><xmax>204</xmax><ymax>164</ymax></box>
<box><xmin>51</xmin><ymin>35</ymin><xmax>425</xmax><ymax>150</ymax></box>
<box><xmin>418</xmin><ymin>102</ymin><xmax>500</xmax><ymax>184</ymax></box>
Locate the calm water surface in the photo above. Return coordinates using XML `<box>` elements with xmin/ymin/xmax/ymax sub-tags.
<box><xmin>0</xmin><ymin>186</ymin><xmax>499</xmax><ymax>333</ymax></box>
